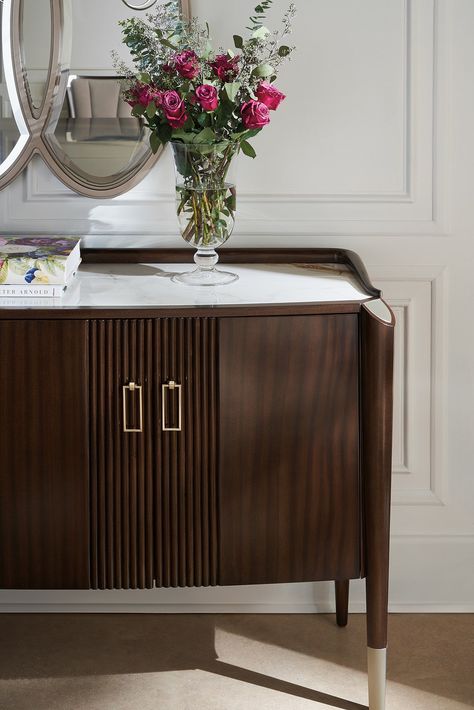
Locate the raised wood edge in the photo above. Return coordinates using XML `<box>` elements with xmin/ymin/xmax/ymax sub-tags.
<box><xmin>81</xmin><ymin>248</ymin><xmax>381</xmax><ymax>299</ymax></box>
<box><xmin>0</xmin><ymin>302</ymin><xmax>365</xmax><ymax>320</ymax></box>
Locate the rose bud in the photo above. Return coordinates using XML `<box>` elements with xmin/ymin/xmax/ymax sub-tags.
<box><xmin>209</xmin><ymin>54</ymin><xmax>240</xmax><ymax>82</ymax></box>
<box><xmin>194</xmin><ymin>84</ymin><xmax>219</xmax><ymax>111</ymax></box>
<box><xmin>161</xmin><ymin>90</ymin><xmax>188</xmax><ymax>129</ymax></box>
<box><xmin>126</xmin><ymin>82</ymin><xmax>152</xmax><ymax>108</ymax></box>
<box><xmin>256</xmin><ymin>81</ymin><xmax>286</xmax><ymax>110</ymax></box>
<box><xmin>174</xmin><ymin>50</ymin><xmax>200</xmax><ymax>80</ymax></box>
<box><xmin>241</xmin><ymin>99</ymin><xmax>270</xmax><ymax>129</ymax></box>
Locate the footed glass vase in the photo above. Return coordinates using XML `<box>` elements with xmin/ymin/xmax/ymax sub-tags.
<box><xmin>171</xmin><ymin>141</ymin><xmax>239</xmax><ymax>286</ymax></box>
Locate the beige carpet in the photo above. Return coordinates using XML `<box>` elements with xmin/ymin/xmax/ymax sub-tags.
<box><xmin>0</xmin><ymin>613</ymin><xmax>472</xmax><ymax>710</ymax></box>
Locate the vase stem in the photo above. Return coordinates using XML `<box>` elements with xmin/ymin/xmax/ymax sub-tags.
<box><xmin>194</xmin><ymin>248</ymin><xmax>218</xmax><ymax>271</ymax></box>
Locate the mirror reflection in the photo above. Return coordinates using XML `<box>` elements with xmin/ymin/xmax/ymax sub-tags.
<box><xmin>43</xmin><ymin>0</ymin><xmax>157</xmax><ymax>183</ymax></box>
<box><xmin>0</xmin><ymin>0</ymin><xmax>185</xmax><ymax>193</ymax></box>
<box><xmin>21</xmin><ymin>0</ymin><xmax>52</xmax><ymax>114</ymax></box>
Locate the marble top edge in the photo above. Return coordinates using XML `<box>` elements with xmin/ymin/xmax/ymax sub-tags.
<box><xmin>0</xmin><ymin>262</ymin><xmax>374</xmax><ymax>309</ymax></box>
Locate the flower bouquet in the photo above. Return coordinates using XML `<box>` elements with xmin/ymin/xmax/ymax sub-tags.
<box><xmin>115</xmin><ymin>0</ymin><xmax>295</xmax><ymax>284</ymax></box>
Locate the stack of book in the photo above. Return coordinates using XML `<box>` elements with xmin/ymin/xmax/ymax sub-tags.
<box><xmin>0</xmin><ymin>236</ymin><xmax>81</xmax><ymax>305</ymax></box>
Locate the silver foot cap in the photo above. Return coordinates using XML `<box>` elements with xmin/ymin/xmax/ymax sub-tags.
<box><xmin>368</xmin><ymin>647</ymin><xmax>387</xmax><ymax>710</ymax></box>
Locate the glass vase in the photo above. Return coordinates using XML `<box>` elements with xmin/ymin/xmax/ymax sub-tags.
<box><xmin>171</xmin><ymin>140</ymin><xmax>239</xmax><ymax>286</ymax></box>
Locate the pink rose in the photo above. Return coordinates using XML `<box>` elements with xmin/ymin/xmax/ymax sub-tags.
<box><xmin>194</xmin><ymin>84</ymin><xmax>219</xmax><ymax>111</ymax></box>
<box><xmin>126</xmin><ymin>82</ymin><xmax>162</xmax><ymax>108</ymax></box>
<box><xmin>256</xmin><ymin>81</ymin><xmax>286</xmax><ymax>110</ymax></box>
<box><xmin>161</xmin><ymin>90</ymin><xmax>188</xmax><ymax>128</ymax></box>
<box><xmin>174</xmin><ymin>50</ymin><xmax>200</xmax><ymax>79</ymax></box>
<box><xmin>241</xmin><ymin>100</ymin><xmax>270</xmax><ymax>129</ymax></box>
<box><xmin>209</xmin><ymin>54</ymin><xmax>240</xmax><ymax>82</ymax></box>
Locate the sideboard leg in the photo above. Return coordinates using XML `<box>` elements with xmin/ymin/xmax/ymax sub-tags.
<box><xmin>360</xmin><ymin>302</ymin><xmax>395</xmax><ymax>710</ymax></box>
<box><xmin>368</xmin><ymin>647</ymin><xmax>386</xmax><ymax>710</ymax></box>
<box><xmin>335</xmin><ymin>579</ymin><xmax>349</xmax><ymax>627</ymax></box>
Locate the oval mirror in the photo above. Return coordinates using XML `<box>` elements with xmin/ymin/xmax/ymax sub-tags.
<box><xmin>44</xmin><ymin>0</ymin><xmax>157</xmax><ymax>195</ymax></box>
<box><xmin>0</xmin><ymin>1</ymin><xmax>26</xmax><ymax>183</ymax></box>
<box><xmin>21</xmin><ymin>0</ymin><xmax>52</xmax><ymax>117</ymax></box>
<box><xmin>0</xmin><ymin>0</ymin><xmax>190</xmax><ymax>196</ymax></box>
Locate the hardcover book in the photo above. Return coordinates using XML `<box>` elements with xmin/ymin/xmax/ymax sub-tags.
<box><xmin>0</xmin><ymin>236</ymin><xmax>81</xmax><ymax>287</ymax></box>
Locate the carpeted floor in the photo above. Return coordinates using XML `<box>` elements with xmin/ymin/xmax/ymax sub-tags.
<box><xmin>0</xmin><ymin>613</ymin><xmax>472</xmax><ymax>709</ymax></box>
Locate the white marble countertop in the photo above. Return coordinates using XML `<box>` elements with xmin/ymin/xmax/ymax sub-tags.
<box><xmin>0</xmin><ymin>262</ymin><xmax>372</xmax><ymax>308</ymax></box>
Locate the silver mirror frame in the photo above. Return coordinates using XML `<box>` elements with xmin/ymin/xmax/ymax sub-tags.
<box><xmin>0</xmin><ymin>0</ymin><xmax>191</xmax><ymax>197</ymax></box>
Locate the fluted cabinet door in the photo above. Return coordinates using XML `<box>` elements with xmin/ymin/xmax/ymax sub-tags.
<box><xmin>0</xmin><ymin>320</ymin><xmax>90</xmax><ymax>589</ymax></box>
<box><xmin>218</xmin><ymin>315</ymin><xmax>361</xmax><ymax>586</ymax></box>
<box><xmin>89</xmin><ymin>318</ymin><xmax>218</xmax><ymax>589</ymax></box>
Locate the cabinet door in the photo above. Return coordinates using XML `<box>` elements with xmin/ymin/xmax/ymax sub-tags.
<box><xmin>218</xmin><ymin>315</ymin><xmax>360</xmax><ymax>585</ymax></box>
<box><xmin>89</xmin><ymin>318</ymin><xmax>218</xmax><ymax>589</ymax></box>
<box><xmin>0</xmin><ymin>320</ymin><xmax>90</xmax><ymax>589</ymax></box>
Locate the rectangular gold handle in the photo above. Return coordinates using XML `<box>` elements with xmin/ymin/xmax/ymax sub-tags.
<box><xmin>162</xmin><ymin>380</ymin><xmax>182</xmax><ymax>432</ymax></box>
<box><xmin>122</xmin><ymin>382</ymin><xmax>143</xmax><ymax>433</ymax></box>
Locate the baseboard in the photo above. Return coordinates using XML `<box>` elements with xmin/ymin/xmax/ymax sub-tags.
<box><xmin>1</xmin><ymin>537</ymin><xmax>472</xmax><ymax>613</ymax></box>
<box><xmin>0</xmin><ymin>602</ymin><xmax>473</xmax><ymax>614</ymax></box>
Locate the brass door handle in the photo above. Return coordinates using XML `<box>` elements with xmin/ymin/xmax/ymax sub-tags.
<box><xmin>162</xmin><ymin>380</ymin><xmax>182</xmax><ymax>431</ymax></box>
<box><xmin>122</xmin><ymin>382</ymin><xmax>143</xmax><ymax>433</ymax></box>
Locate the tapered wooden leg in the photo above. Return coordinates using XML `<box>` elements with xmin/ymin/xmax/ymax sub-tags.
<box><xmin>360</xmin><ymin>302</ymin><xmax>395</xmax><ymax>710</ymax></box>
<box><xmin>335</xmin><ymin>579</ymin><xmax>349</xmax><ymax>627</ymax></box>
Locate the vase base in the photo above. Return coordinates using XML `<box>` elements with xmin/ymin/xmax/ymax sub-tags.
<box><xmin>172</xmin><ymin>267</ymin><xmax>239</xmax><ymax>286</ymax></box>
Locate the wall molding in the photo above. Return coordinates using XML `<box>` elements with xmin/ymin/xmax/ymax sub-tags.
<box><xmin>374</xmin><ymin>266</ymin><xmax>447</xmax><ymax>508</ymax></box>
<box><xmin>0</xmin><ymin>0</ymin><xmax>449</xmax><ymax>237</ymax></box>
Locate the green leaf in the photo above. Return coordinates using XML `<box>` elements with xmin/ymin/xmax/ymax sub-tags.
<box><xmin>193</xmin><ymin>127</ymin><xmax>216</xmax><ymax>143</ymax></box>
<box><xmin>197</xmin><ymin>112</ymin><xmax>212</xmax><ymax>127</ymax></box>
<box><xmin>224</xmin><ymin>82</ymin><xmax>241</xmax><ymax>102</ymax></box>
<box><xmin>202</xmin><ymin>40</ymin><xmax>213</xmax><ymax>59</ymax></box>
<box><xmin>150</xmin><ymin>132</ymin><xmax>161</xmax><ymax>154</ymax></box>
<box><xmin>233</xmin><ymin>34</ymin><xmax>244</xmax><ymax>49</ymax></box>
<box><xmin>251</xmin><ymin>63</ymin><xmax>274</xmax><ymax>78</ymax></box>
<box><xmin>131</xmin><ymin>104</ymin><xmax>145</xmax><ymax>117</ymax></box>
<box><xmin>183</xmin><ymin>115</ymin><xmax>194</xmax><ymax>130</ymax></box>
<box><xmin>146</xmin><ymin>102</ymin><xmax>156</xmax><ymax>119</ymax></box>
<box><xmin>159</xmin><ymin>37</ymin><xmax>177</xmax><ymax>50</ymax></box>
<box><xmin>171</xmin><ymin>129</ymin><xmax>195</xmax><ymax>143</ymax></box>
<box><xmin>139</xmin><ymin>72</ymin><xmax>151</xmax><ymax>84</ymax></box>
<box><xmin>240</xmin><ymin>140</ymin><xmax>257</xmax><ymax>159</ymax></box>
<box><xmin>230</xmin><ymin>130</ymin><xmax>247</xmax><ymax>140</ymax></box>
<box><xmin>278</xmin><ymin>45</ymin><xmax>291</xmax><ymax>57</ymax></box>
<box><xmin>252</xmin><ymin>26</ymin><xmax>270</xmax><ymax>39</ymax></box>
<box><xmin>157</xmin><ymin>123</ymin><xmax>173</xmax><ymax>143</ymax></box>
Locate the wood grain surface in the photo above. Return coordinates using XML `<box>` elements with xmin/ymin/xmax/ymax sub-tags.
<box><xmin>89</xmin><ymin>317</ymin><xmax>218</xmax><ymax>589</ymax></box>
<box><xmin>0</xmin><ymin>319</ymin><xmax>90</xmax><ymax>589</ymax></box>
<box><xmin>361</xmin><ymin>304</ymin><xmax>395</xmax><ymax>648</ymax></box>
<box><xmin>218</xmin><ymin>314</ymin><xmax>361</xmax><ymax>585</ymax></box>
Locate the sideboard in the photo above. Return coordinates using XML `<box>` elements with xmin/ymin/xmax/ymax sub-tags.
<box><xmin>0</xmin><ymin>248</ymin><xmax>394</xmax><ymax>710</ymax></box>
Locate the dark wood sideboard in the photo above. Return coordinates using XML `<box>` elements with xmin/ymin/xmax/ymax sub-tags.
<box><xmin>0</xmin><ymin>248</ymin><xmax>394</xmax><ymax>710</ymax></box>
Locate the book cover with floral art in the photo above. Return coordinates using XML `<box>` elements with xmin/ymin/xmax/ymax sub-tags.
<box><xmin>0</xmin><ymin>237</ymin><xmax>81</xmax><ymax>285</ymax></box>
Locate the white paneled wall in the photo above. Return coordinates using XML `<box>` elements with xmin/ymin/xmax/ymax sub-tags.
<box><xmin>1</xmin><ymin>0</ymin><xmax>473</xmax><ymax>612</ymax></box>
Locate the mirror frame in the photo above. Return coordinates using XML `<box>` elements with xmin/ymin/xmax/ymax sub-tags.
<box><xmin>0</xmin><ymin>0</ymin><xmax>191</xmax><ymax>197</ymax></box>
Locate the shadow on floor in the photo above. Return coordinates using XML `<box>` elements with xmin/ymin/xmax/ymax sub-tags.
<box><xmin>0</xmin><ymin>613</ymin><xmax>472</xmax><ymax>708</ymax></box>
